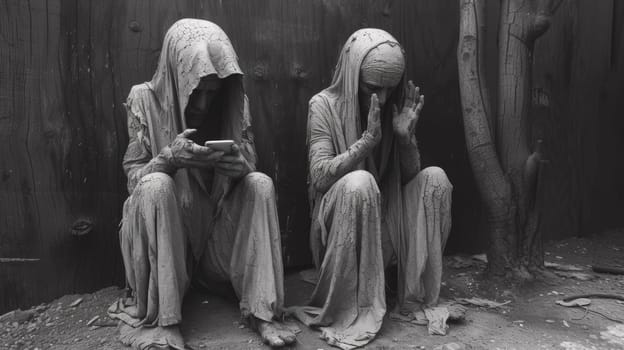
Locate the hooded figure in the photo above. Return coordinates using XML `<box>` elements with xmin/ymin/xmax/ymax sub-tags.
<box><xmin>108</xmin><ymin>19</ymin><xmax>295</xmax><ymax>349</ymax></box>
<box><xmin>290</xmin><ymin>29</ymin><xmax>453</xmax><ymax>349</ymax></box>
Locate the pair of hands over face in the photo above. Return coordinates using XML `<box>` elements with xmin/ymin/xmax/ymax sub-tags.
<box><xmin>366</xmin><ymin>80</ymin><xmax>424</xmax><ymax>145</ymax></box>
<box><xmin>166</xmin><ymin>129</ymin><xmax>252</xmax><ymax>179</ymax></box>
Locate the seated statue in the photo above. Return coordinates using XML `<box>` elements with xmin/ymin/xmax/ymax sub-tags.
<box><xmin>108</xmin><ymin>19</ymin><xmax>296</xmax><ymax>349</ymax></box>
<box><xmin>291</xmin><ymin>28</ymin><xmax>453</xmax><ymax>349</ymax></box>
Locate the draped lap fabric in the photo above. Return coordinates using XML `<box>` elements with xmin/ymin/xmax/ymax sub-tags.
<box><xmin>289</xmin><ymin>28</ymin><xmax>453</xmax><ymax>349</ymax></box>
<box><xmin>108</xmin><ymin>19</ymin><xmax>284</xmax><ymax>349</ymax></box>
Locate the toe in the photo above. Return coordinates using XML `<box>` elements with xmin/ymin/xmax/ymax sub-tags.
<box><xmin>279</xmin><ymin>331</ymin><xmax>296</xmax><ymax>344</ymax></box>
<box><xmin>265</xmin><ymin>334</ymin><xmax>285</xmax><ymax>347</ymax></box>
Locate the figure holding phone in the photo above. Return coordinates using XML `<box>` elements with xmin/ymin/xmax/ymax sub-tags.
<box><xmin>163</xmin><ymin>74</ymin><xmax>253</xmax><ymax>179</ymax></box>
<box><xmin>111</xmin><ymin>19</ymin><xmax>295</xmax><ymax>349</ymax></box>
<box><xmin>163</xmin><ymin>129</ymin><xmax>252</xmax><ymax>179</ymax></box>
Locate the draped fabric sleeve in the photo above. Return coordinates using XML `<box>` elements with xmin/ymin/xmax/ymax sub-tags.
<box><xmin>397</xmin><ymin>133</ymin><xmax>421</xmax><ymax>183</ymax></box>
<box><xmin>308</xmin><ymin>97</ymin><xmax>377</xmax><ymax>194</ymax></box>
<box><xmin>239</xmin><ymin>95</ymin><xmax>257</xmax><ymax>172</ymax></box>
<box><xmin>122</xmin><ymin>85</ymin><xmax>176</xmax><ymax>194</ymax></box>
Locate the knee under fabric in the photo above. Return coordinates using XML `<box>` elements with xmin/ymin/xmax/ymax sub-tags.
<box><xmin>240</xmin><ymin>172</ymin><xmax>274</xmax><ymax>197</ymax></box>
<box><xmin>137</xmin><ymin>173</ymin><xmax>176</xmax><ymax>194</ymax></box>
<box><xmin>342</xmin><ymin>170</ymin><xmax>378</xmax><ymax>194</ymax></box>
<box><xmin>418</xmin><ymin>167</ymin><xmax>452</xmax><ymax>190</ymax></box>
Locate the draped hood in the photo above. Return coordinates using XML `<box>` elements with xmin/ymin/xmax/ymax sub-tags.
<box><xmin>316</xmin><ymin>28</ymin><xmax>406</xmax><ymax>154</ymax></box>
<box><xmin>124</xmin><ymin>18</ymin><xmax>254</xmax><ymax>259</ymax></box>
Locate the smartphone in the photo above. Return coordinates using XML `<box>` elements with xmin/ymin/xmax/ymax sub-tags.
<box><xmin>204</xmin><ymin>140</ymin><xmax>235</xmax><ymax>153</ymax></box>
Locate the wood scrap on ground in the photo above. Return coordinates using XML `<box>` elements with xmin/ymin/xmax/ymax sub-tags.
<box><xmin>591</xmin><ymin>265</ymin><xmax>624</xmax><ymax>275</ymax></box>
<box><xmin>455</xmin><ymin>297</ymin><xmax>511</xmax><ymax>309</ymax></box>
<box><xmin>545</xmin><ymin>261</ymin><xmax>598</xmax><ymax>281</ymax></box>
<box><xmin>544</xmin><ymin>261</ymin><xmax>586</xmax><ymax>272</ymax></box>
<box><xmin>86</xmin><ymin>316</ymin><xmax>99</xmax><ymax>327</ymax></box>
<box><xmin>447</xmin><ymin>254</ymin><xmax>488</xmax><ymax>269</ymax></box>
<box><xmin>556</xmin><ymin>294</ymin><xmax>624</xmax><ymax>323</ymax></box>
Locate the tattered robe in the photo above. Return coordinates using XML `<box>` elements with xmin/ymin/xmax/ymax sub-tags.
<box><xmin>291</xmin><ymin>29</ymin><xmax>453</xmax><ymax>349</ymax></box>
<box><xmin>108</xmin><ymin>19</ymin><xmax>284</xmax><ymax>350</ymax></box>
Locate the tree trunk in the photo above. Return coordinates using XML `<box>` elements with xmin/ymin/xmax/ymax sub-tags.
<box><xmin>458</xmin><ymin>0</ymin><xmax>562</xmax><ymax>278</ymax></box>
<box><xmin>498</xmin><ymin>0</ymin><xmax>561</xmax><ymax>274</ymax></box>
<box><xmin>458</xmin><ymin>0</ymin><xmax>514</xmax><ymax>276</ymax></box>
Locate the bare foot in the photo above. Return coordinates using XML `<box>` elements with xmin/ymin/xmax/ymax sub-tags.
<box><xmin>410</xmin><ymin>310</ymin><xmax>429</xmax><ymax>325</ymax></box>
<box><xmin>248</xmin><ymin>317</ymin><xmax>296</xmax><ymax>347</ymax></box>
<box><xmin>391</xmin><ymin>303</ymin><xmax>428</xmax><ymax>325</ymax></box>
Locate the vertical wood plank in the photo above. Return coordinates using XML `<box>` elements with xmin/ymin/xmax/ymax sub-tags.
<box><xmin>533</xmin><ymin>0</ymin><xmax>617</xmax><ymax>239</ymax></box>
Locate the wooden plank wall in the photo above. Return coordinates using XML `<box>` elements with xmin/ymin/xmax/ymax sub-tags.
<box><xmin>532</xmin><ymin>0</ymin><xmax>624</xmax><ymax>239</ymax></box>
<box><xmin>0</xmin><ymin>0</ymin><xmax>128</xmax><ymax>312</ymax></box>
<box><xmin>0</xmin><ymin>0</ymin><xmax>622</xmax><ymax>312</ymax></box>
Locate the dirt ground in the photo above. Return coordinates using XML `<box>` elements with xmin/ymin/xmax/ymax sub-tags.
<box><xmin>2</xmin><ymin>229</ymin><xmax>624</xmax><ymax>350</ymax></box>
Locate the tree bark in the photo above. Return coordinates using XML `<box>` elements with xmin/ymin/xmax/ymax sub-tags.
<box><xmin>498</xmin><ymin>0</ymin><xmax>560</xmax><ymax>274</ymax></box>
<box><xmin>458</xmin><ymin>0</ymin><xmax>562</xmax><ymax>278</ymax></box>
<box><xmin>458</xmin><ymin>0</ymin><xmax>514</xmax><ymax>276</ymax></box>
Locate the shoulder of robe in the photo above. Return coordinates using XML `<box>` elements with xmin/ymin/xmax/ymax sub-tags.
<box><xmin>308</xmin><ymin>93</ymin><xmax>324</xmax><ymax>107</ymax></box>
<box><xmin>124</xmin><ymin>84</ymin><xmax>156</xmax><ymax>122</ymax></box>
<box><xmin>124</xmin><ymin>84</ymin><xmax>153</xmax><ymax>147</ymax></box>
<box><xmin>308</xmin><ymin>93</ymin><xmax>331</xmax><ymax>114</ymax></box>
<box><xmin>126</xmin><ymin>84</ymin><xmax>153</xmax><ymax>106</ymax></box>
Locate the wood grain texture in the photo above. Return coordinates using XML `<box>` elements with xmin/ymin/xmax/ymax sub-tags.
<box><xmin>532</xmin><ymin>0</ymin><xmax>622</xmax><ymax>239</ymax></box>
<box><xmin>0</xmin><ymin>0</ymin><xmax>127</xmax><ymax>312</ymax></box>
<box><xmin>0</xmin><ymin>0</ymin><xmax>621</xmax><ymax>312</ymax></box>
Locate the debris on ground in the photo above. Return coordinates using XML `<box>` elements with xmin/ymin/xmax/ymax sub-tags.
<box><xmin>0</xmin><ymin>309</ymin><xmax>36</xmax><ymax>324</ymax></box>
<box><xmin>455</xmin><ymin>297</ymin><xmax>511</xmax><ymax>309</ymax></box>
<box><xmin>86</xmin><ymin>315</ymin><xmax>100</xmax><ymax>327</ymax></box>
<box><xmin>443</xmin><ymin>303</ymin><xmax>467</xmax><ymax>321</ymax></box>
<box><xmin>545</xmin><ymin>261</ymin><xmax>586</xmax><ymax>272</ymax></box>
<box><xmin>591</xmin><ymin>265</ymin><xmax>624</xmax><ymax>275</ymax></box>
<box><xmin>556</xmin><ymin>294</ymin><xmax>624</xmax><ymax>323</ymax></box>
<box><xmin>563</xmin><ymin>293</ymin><xmax>624</xmax><ymax>302</ymax></box>
<box><xmin>448</xmin><ymin>256</ymin><xmax>474</xmax><ymax>269</ymax></box>
<box><xmin>471</xmin><ymin>254</ymin><xmax>487</xmax><ymax>263</ymax></box>
<box><xmin>600</xmin><ymin>324</ymin><xmax>624</xmax><ymax>347</ymax></box>
<box><xmin>424</xmin><ymin>306</ymin><xmax>450</xmax><ymax>335</ymax></box>
<box><xmin>1</xmin><ymin>229</ymin><xmax>623</xmax><ymax>349</ymax></box>
<box><xmin>69</xmin><ymin>298</ymin><xmax>83</xmax><ymax>308</ymax></box>
<box><xmin>433</xmin><ymin>342</ymin><xmax>467</xmax><ymax>350</ymax></box>
<box><xmin>545</xmin><ymin>261</ymin><xmax>599</xmax><ymax>280</ymax></box>
<box><xmin>447</xmin><ymin>254</ymin><xmax>488</xmax><ymax>269</ymax></box>
<box><xmin>553</xmin><ymin>271</ymin><xmax>598</xmax><ymax>281</ymax></box>
<box><xmin>559</xmin><ymin>341</ymin><xmax>594</xmax><ymax>350</ymax></box>
<box><xmin>556</xmin><ymin>298</ymin><xmax>592</xmax><ymax>307</ymax></box>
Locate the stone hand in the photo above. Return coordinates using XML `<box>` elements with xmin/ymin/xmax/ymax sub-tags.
<box><xmin>164</xmin><ymin>129</ymin><xmax>225</xmax><ymax>169</ymax></box>
<box><xmin>393</xmin><ymin>80</ymin><xmax>424</xmax><ymax>144</ymax></box>
<box><xmin>365</xmin><ymin>93</ymin><xmax>382</xmax><ymax>145</ymax></box>
<box><xmin>214</xmin><ymin>143</ymin><xmax>252</xmax><ymax>179</ymax></box>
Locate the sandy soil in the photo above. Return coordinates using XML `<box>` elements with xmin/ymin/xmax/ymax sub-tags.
<box><xmin>1</xmin><ymin>229</ymin><xmax>623</xmax><ymax>350</ymax></box>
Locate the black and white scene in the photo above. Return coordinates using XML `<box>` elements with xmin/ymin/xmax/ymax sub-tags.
<box><xmin>1</xmin><ymin>1</ymin><xmax>624</xmax><ymax>349</ymax></box>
